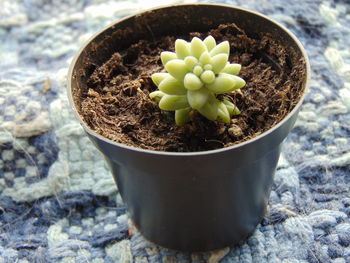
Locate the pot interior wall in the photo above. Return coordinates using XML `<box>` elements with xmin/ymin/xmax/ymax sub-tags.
<box><xmin>71</xmin><ymin>4</ymin><xmax>305</xmax><ymax>115</ymax></box>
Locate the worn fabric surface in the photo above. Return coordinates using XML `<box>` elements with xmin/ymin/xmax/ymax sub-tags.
<box><xmin>0</xmin><ymin>0</ymin><xmax>349</xmax><ymax>262</ymax></box>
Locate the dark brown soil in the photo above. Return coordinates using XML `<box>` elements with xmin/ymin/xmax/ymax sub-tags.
<box><xmin>80</xmin><ymin>23</ymin><xmax>306</xmax><ymax>152</ymax></box>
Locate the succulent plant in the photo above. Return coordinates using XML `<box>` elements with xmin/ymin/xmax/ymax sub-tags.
<box><xmin>149</xmin><ymin>35</ymin><xmax>245</xmax><ymax>125</ymax></box>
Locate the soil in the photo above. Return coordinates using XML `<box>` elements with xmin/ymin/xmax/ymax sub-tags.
<box><xmin>80</xmin><ymin>23</ymin><xmax>306</xmax><ymax>152</ymax></box>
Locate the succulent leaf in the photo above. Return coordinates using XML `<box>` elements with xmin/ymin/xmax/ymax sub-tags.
<box><xmin>231</xmin><ymin>75</ymin><xmax>246</xmax><ymax>90</ymax></box>
<box><xmin>175</xmin><ymin>108</ymin><xmax>191</xmax><ymax>125</ymax></box>
<box><xmin>184</xmin><ymin>56</ymin><xmax>198</xmax><ymax>71</ymax></box>
<box><xmin>161</xmin><ymin>51</ymin><xmax>177</xmax><ymax>65</ymax></box>
<box><xmin>197</xmin><ymin>94</ymin><xmax>219</xmax><ymax>121</ymax></box>
<box><xmin>223</xmin><ymin>99</ymin><xmax>234</xmax><ymax>116</ymax></box>
<box><xmin>149</xmin><ymin>90</ymin><xmax>165</xmax><ymax>103</ymax></box>
<box><xmin>193</xmin><ymin>65</ymin><xmax>203</xmax><ymax>76</ymax></box>
<box><xmin>175</xmin><ymin>39</ymin><xmax>191</xmax><ymax>59</ymax></box>
<box><xmin>184</xmin><ymin>73</ymin><xmax>203</xmax><ymax>91</ymax></box>
<box><xmin>200</xmin><ymin>70</ymin><xmax>215</xmax><ymax>84</ymax></box>
<box><xmin>199</xmin><ymin>51</ymin><xmax>212</xmax><ymax>65</ymax></box>
<box><xmin>203</xmin><ymin>64</ymin><xmax>212</xmax><ymax>71</ymax></box>
<box><xmin>223</xmin><ymin>99</ymin><xmax>240</xmax><ymax>116</ymax></box>
<box><xmin>211</xmin><ymin>53</ymin><xmax>229</xmax><ymax>74</ymax></box>
<box><xmin>187</xmin><ymin>88</ymin><xmax>209</xmax><ymax>110</ymax></box>
<box><xmin>159</xmin><ymin>95</ymin><xmax>189</xmax><ymax>111</ymax></box>
<box><xmin>233</xmin><ymin>106</ymin><xmax>241</xmax><ymax>115</ymax></box>
<box><xmin>207</xmin><ymin>73</ymin><xmax>236</xmax><ymax>94</ymax></box>
<box><xmin>190</xmin><ymin>37</ymin><xmax>207</xmax><ymax>59</ymax></box>
<box><xmin>217</xmin><ymin>101</ymin><xmax>231</xmax><ymax>124</ymax></box>
<box><xmin>203</xmin><ymin>35</ymin><xmax>216</xmax><ymax>51</ymax></box>
<box><xmin>159</xmin><ymin>75</ymin><xmax>187</xmax><ymax>95</ymax></box>
<box><xmin>151</xmin><ymin>73</ymin><xmax>169</xmax><ymax>86</ymax></box>
<box><xmin>165</xmin><ymin>59</ymin><xmax>188</xmax><ymax>80</ymax></box>
<box><xmin>222</xmin><ymin>63</ymin><xmax>241</xmax><ymax>75</ymax></box>
<box><xmin>209</xmin><ymin>41</ymin><xmax>230</xmax><ymax>56</ymax></box>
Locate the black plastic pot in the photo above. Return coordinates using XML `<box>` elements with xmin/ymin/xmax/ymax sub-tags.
<box><xmin>68</xmin><ymin>4</ymin><xmax>310</xmax><ymax>252</ymax></box>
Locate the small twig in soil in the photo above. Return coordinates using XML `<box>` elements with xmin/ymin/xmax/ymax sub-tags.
<box><xmin>204</xmin><ymin>139</ymin><xmax>225</xmax><ymax>147</ymax></box>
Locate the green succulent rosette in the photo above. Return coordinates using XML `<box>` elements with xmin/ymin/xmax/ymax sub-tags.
<box><xmin>149</xmin><ymin>36</ymin><xmax>245</xmax><ymax>125</ymax></box>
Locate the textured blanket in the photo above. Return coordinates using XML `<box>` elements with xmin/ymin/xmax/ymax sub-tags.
<box><xmin>0</xmin><ymin>0</ymin><xmax>349</xmax><ymax>262</ymax></box>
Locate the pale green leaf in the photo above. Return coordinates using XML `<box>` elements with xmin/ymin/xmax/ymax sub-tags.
<box><xmin>200</xmin><ymin>70</ymin><xmax>215</xmax><ymax>84</ymax></box>
<box><xmin>222</xmin><ymin>63</ymin><xmax>241</xmax><ymax>75</ymax></box>
<box><xmin>184</xmin><ymin>56</ymin><xmax>198</xmax><ymax>71</ymax></box>
<box><xmin>203</xmin><ymin>64</ymin><xmax>212</xmax><ymax>71</ymax></box>
<box><xmin>175</xmin><ymin>108</ymin><xmax>191</xmax><ymax>125</ymax></box>
<box><xmin>199</xmin><ymin>51</ymin><xmax>212</xmax><ymax>65</ymax></box>
<box><xmin>193</xmin><ymin>65</ymin><xmax>203</xmax><ymax>76</ymax></box>
<box><xmin>223</xmin><ymin>99</ymin><xmax>240</xmax><ymax>115</ymax></box>
<box><xmin>151</xmin><ymin>72</ymin><xmax>169</xmax><ymax>86</ymax></box>
<box><xmin>159</xmin><ymin>95</ymin><xmax>189</xmax><ymax>111</ymax></box>
<box><xmin>184</xmin><ymin>73</ymin><xmax>203</xmax><ymax>91</ymax></box>
<box><xmin>187</xmin><ymin>88</ymin><xmax>209</xmax><ymax>110</ymax></box>
<box><xmin>223</xmin><ymin>99</ymin><xmax>235</xmax><ymax>116</ymax></box>
<box><xmin>197</xmin><ymin>94</ymin><xmax>219</xmax><ymax>121</ymax></box>
<box><xmin>164</xmin><ymin>59</ymin><xmax>188</xmax><ymax>80</ymax></box>
<box><xmin>207</xmin><ymin>73</ymin><xmax>245</xmax><ymax>94</ymax></box>
<box><xmin>190</xmin><ymin>37</ymin><xmax>207</xmax><ymax>59</ymax></box>
<box><xmin>161</xmin><ymin>51</ymin><xmax>177</xmax><ymax>65</ymax></box>
<box><xmin>231</xmin><ymin>75</ymin><xmax>246</xmax><ymax>89</ymax></box>
<box><xmin>209</xmin><ymin>41</ymin><xmax>230</xmax><ymax>56</ymax></box>
<box><xmin>149</xmin><ymin>90</ymin><xmax>165</xmax><ymax>103</ymax></box>
<box><xmin>217</xmin><ymin>101</ymin><xmax>231</xmax><ymax>123</ymax></box>
<box><xmin>207</xmin><ymin>73</ymin><xmax>236</xmax><ymax>94</ymax></box>
<box><xmin>233</xmin><ymin>106</ymin><xmax>240</xmax><ymax>115</ymax></box>
<box><xmin>211</xmin><ymin>54</ymin><xmax>229</xmax><ymax>74</ymax></box>
<box><xmin>175</xmin><ymin>39</ymin><xmax>191</xmax><ymax>59</ymax></box>
<box><xmin>159</xmin><ymin>75</ymin><xmax>186</xmax><ymax>95</ymax></box>
<box><xmin>203</xmin><ymin>35</ymin><xmax>216</xmax><ymax>51</ymax></box>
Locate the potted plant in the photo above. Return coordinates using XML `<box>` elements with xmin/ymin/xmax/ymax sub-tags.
<box><xmin>67</xmin><ymin>3</ymin><xmax>310</xmax><ymax>252</ymax></box>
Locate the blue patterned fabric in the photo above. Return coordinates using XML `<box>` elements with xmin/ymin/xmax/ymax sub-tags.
<box><xmin>0</xmin><ymin>0</ymin><xmax>349</xmax><ymax>262</ymax></box>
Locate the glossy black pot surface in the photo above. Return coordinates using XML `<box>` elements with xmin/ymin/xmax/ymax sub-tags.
<box><xmin>68</xmin><ymin>4</ymin><xmax>310</xmax><ymax>252</ymax></box>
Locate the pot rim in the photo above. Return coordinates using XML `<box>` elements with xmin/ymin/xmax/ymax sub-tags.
<box><xmin>67</xmin><ymin>3</ymin><xmax>311</xmax><ymax>157</ymax></box>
